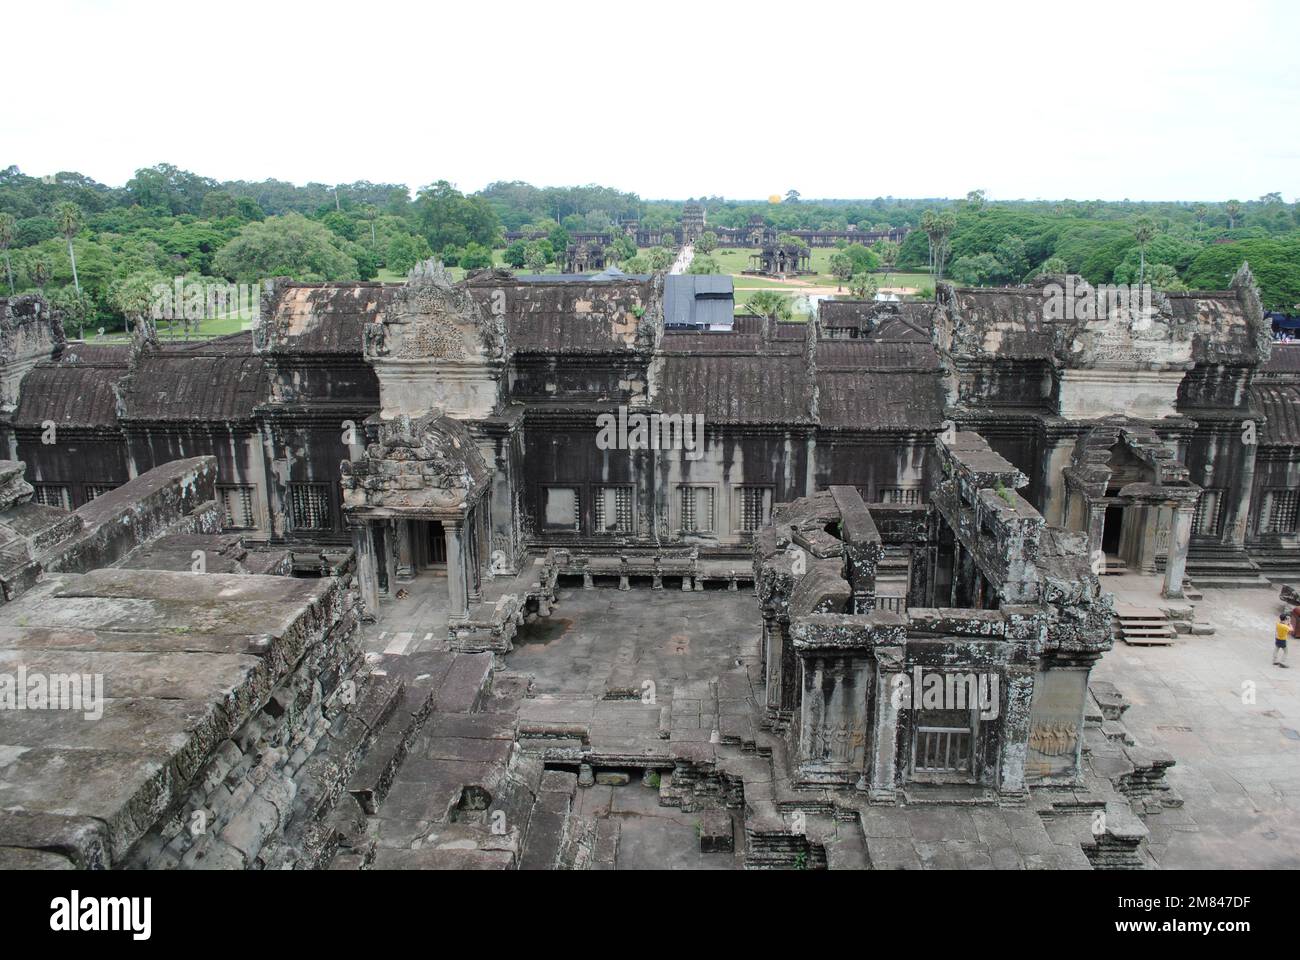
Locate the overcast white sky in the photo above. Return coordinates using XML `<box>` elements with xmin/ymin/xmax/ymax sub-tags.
<box><xmin>7</xmin><ymin>0</ymin><xmax>1299</xmax><ymax>202</ymax></box>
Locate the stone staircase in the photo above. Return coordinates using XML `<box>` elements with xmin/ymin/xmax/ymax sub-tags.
<box><xmin>1184</xmin><ymin>545</ymin><xmax>1271</xmax><ymax>589</ymax></box>
<box><xmin>278</xmin><ymin>661</ymin><xmax>425</xmax><ymax>870</ymax></box>
<box><xmin>1113</xmin><ymin>605</ymin><xmax>1178</xmax><ymax>645</ymax></box>
<box><xmin>518</xmin><ymin>769</ymin><xmax>579</xmax><ymax>870</ymax></box>
<box><xmin>325</xmin><ymin>650</ymin><xmax>516</xmax><ymax>870</ymax></box>
<box><xmin>1249</xmin><ymin>548</ymin><xmax>1300</xmax><ymax>584</ymax></box>
<box><xmin>343</xmin><ymin>653</ymin><xmax>447</xmax><ymax>817</ymax></box>
<box><xmin>1101</xmin><ymin>555</ymin><xmax>1128</xmax><ymax>576</ymax></box>
<box><xmin>745</xmin><ymin>825</ymin><xmax>828</xmax><ymax>870</ymax></box>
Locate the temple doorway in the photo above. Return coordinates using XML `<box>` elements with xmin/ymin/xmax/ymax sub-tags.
<box><xmin>425</xmin><ymin>519</ymin><xmax>448</xmax><ymax>568</ymax></box>
<box><xmin>1102</xmin><ymin>504</ymin><xmax>1125</xmax><ymax>557</ymax></box>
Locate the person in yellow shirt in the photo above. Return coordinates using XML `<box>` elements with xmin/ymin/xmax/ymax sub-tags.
<box><xmin>1275</xmin><ymin>614</ymin><xmax>1291</xmax><ymax>668</ymax></box>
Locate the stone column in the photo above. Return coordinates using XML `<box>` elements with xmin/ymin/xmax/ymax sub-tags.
<box><xmin>395</xmin><ymin>519</ymin><xmax>415</xmax><ymax>581</ymax></box>
<box><xmin>867</xmin><ymin>646</ymin><xmax>904</xmax><ymax>801</ymax></box>
<box><xmin>763</xmin><ymin>616</ymin><xmax>783</xmax><ymax>716</ymax></box>
<box><xmin>997</xmin><ymin>664</ymin><xmax>1036</xmax><ymax>797</ymax></box>
<box><xmin>351</xmin><ymin>520</ymin><xmax>379</xmax><ymax>620</ymax></box>
<box><xmin>763</xmin><ymin>615</ymin><xmax>798</xmax><ymax>725</ymax></box>
<box><xmin>445</xmin><ymin>519</ymin><xmax>470</xmax><ymax>622</ymax></box>
<box><xmin>374</xmin><ymin>523</ymin><xmax>390</xmax><ymax>596</ymax></box>
<box><xmin>1162</xmin><ymin>503</ymin><xmax>1195</xmax><ymax>599</ymax></box>
<box><xmin>956</xmin><ymin>543</ymin><xmax>977</xmax><ymax>608</ymax></box>
<box><xmin>797</xmin><ymin>656</ymin><xmax>826</xmax><ymax>766</ymax></box>
<box><xmin>1137</xmin><ymin>505</ymin><xmax>1159</xmax><ymax>574</ymax></box>
<box><xmin>1085</xmin><ymin>501</ymin><xmax>1107</xmax><ymax>563</ymax></box>
<box><xmin>466</xmin><ymin>511</ymin><xmax>482</xmax><ymax>603</ymax></box>
<box><xmin>1040</xmin><ymin>438</ymin><xmax>1076</xmax><ymax>527</ymax></box>
<box><xmin>1227</xmin><ymin>435</ymin><xmax>1258</xmax><ymax>550</ymax></box>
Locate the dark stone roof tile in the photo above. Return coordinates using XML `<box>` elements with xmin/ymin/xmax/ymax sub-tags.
<box><xmin>656</xmin><ymin>353</ymin><xmax>811</xmax><ymax>424</ymax></box>
<box><xmin>1251</xmin><ymin>382</ymin><xmax>1300</xmax><ymax>446</ymax></box>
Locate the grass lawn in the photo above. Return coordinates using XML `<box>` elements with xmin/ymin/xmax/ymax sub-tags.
<box><xmin>705</xmin><ymin>247</ymin><xmax>932</xmax><ymax>290</ymax></box>
<box><xmin>89</xmin><ymin>311</ymin><xmax>253</xmax><ymax>343</ymax></box>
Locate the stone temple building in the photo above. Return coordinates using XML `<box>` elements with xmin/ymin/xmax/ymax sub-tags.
<box><xmin>681</xmin><ymin>202</ymin><xmax>706</xmax><ymax>243</ymax></box>
<box><xmin>746</xmin><ymin>229</ymin><xmax>813</xmax><ymax>276</ymax></box>
<box><xmin>1</xmin><ymin>263</ymin><xmax>1293</xmax><ymax>633</ymax></box>
<box><xmin>0</xmin><ymin>261</ymin><xmax>1291</xmax><ymax>869</ymax></box>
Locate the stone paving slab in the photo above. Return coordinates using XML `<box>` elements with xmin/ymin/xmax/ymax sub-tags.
<box><xmin>0</xmin><ymin>569</ymin><xmax>346</xmax><ymax>864</ymax></box>
<box><xmin>1095</xmin><ymin>575</ymin><xmax>1300</xmax><ymax>868</ymax></box>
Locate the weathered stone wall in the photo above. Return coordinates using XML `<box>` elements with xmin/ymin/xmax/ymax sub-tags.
<box><xmin>0</xmin><ymin>568</ymin><xmax>367</xmax><ymax>870</ymax></box>
<box><xmin>121</xmin><ymin>586</ymin><xmax>365</xmax><ymax>869</ymax></box>
<box><xmin>10</xmin><ymin>429</ymin><xmax>131</xmax><ymax>506</ymax></box>
<box><xmin>0</xmin><ymin>294</ymin><xmax>65</xmax><ymax>417</ymax></box>
<box><xmin>41</xmin><ymin>456</ymin><xmax>223</xmax><ymax>582</ymax></box>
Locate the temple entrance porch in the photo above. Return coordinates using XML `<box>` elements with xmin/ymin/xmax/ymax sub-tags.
<box><xmin>358</xmin><ymin>546</ymin><xmax>559</xmax><ymax>658</ymax></box>
<box><xmin>1085</xmin><ymin>494</ymin><xmax>1195</xmax><ymax>595</ymax></box>
<box><xmin>1063</xmin><ymin>422</ymin><xmax>1202</xmax><ymax>598</ymax></box>
<box><xmin>350</xmin><ymin>508</ymin><xmax>488</xmax><ymax>628</ymax></box>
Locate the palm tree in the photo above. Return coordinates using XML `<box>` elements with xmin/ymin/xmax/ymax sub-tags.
<box><xmin>920</xmin><ymin>210</ymin><xmax>937</xmax><ymax>274</ymax></box>
<box><xmin>849</xmin><ymin>273</ymin><xmax>879</xmax><ymax>301</ymax></box>
<box><xmin>50</xmin><ymin>286</ymin><xmax>95</xmax><ymax>340</ymax></box>
<box><xmin>876</xmin><ymin>240</ymin><xmax>899</xmax><ymax>287</ymax></box>
<box><xmin>747</xmin><ymin>289</ymin><xmax>793</xmax><ymax>321</ymax></box>
<box><xmin>923</xmin><ymin>211</ymin><xmax>957</xmax><ymax>281</ymax></box>
<box><xmin>1225</xmin><ymin>199</ymin><xmax>1241</xmax><ymax>230</ymax></box>
<box><xmin>1133</xmin><ymin>217</ymin><xmax>1156</xmax><ymax>288</ymax></box>
<box><xmin>55</xmin><ymin>201</ymin><xmax>82</xmax><ymax>294</ymax></box>
<box><xmin>360</xmin><ymin>205</ymin><xmax>378</xmax><ymax>247</ymax></box>
<box><xmin>27</xmin><ymin>256</ymin><xmax>52</xmax><ymax>293</ymax></box>
<box><xmin>0</xmin><ymin>213</ymin><xmax>15</xmax><ymax>294</ymax></box>
<box><xmin>109</xmin><ymin>271</ymin><xmax>160</xmax><ymax>334</ymax></box>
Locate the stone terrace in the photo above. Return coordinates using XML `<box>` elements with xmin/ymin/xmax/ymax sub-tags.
<box><xmin>0</xmin><ymin>569</ymin><xmax>356</xmax><ymax>868</ymax></box>
<box><xmin>351</xmin><ymin>587</ymin><xmax>1143</xmax><ymax>870</ymax></box>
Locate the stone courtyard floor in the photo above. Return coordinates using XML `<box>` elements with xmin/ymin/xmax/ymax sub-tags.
<box><xmin>1094</xmin><ymin>574</ymin><xmax>1300</xmax><ymax>869</ymax></box>
<box><xmin>507</xmin><ymin>586</ymin><xmax>759</xmax><ymax>701</ymax></box>
<box><xmin>352</xmin><ymin>577</ymin><xmax>1300</xmax><ymax>869</ymax></box>
<box><xmin>506</xmin><ymin>587</ymin><xmax>756</xmax><ymax>870</ymax></box>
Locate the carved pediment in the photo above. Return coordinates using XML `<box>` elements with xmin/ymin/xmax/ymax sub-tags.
<box><xmin>368</xmin><ymin>260</ymin><xmax>505</xmax><ymax>363</ymax></box>
<box><xmin>341</xmin><ymin>411</ymin><xmax>491</xmax><ymax>513</ymax></box>
<box><xmin>1045</xmin><ymin>277</ymin><xmax>1192</xmax><ymax>370</ymax></box>
<box><xmin>397</xmin><ymin>312</ymin><xmax>467</xmax><ymax>360</ymax></box>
